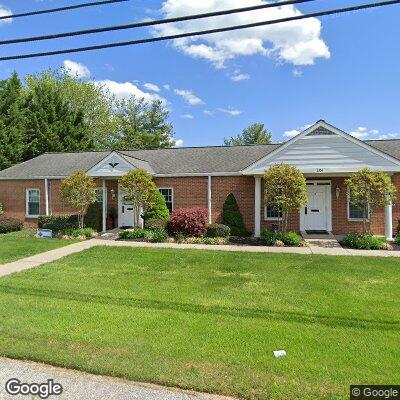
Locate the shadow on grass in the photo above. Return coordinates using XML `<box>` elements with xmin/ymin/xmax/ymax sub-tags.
<box><xmin>0</xmin><ymin>284</ymin><xmax>398</xmax><ymax>332</ymax></box>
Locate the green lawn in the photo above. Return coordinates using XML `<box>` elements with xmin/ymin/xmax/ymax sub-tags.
<box><xmin>0</xmin><ymin>247</ymin><xmax>399</xmax><ymax>399</ymax></box>
<box><xmin>0</xmin><ymin>230</ymin><xmax>76</xmax><ymax>264</ymax></box>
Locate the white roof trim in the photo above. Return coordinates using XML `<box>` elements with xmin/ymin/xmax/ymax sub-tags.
<box><xmin>87</xmin><ymin>151</ymin><xmax>139</xmax><ymax>177</ymax></box>
<box><xmin>242</xmin><ymin>120</ymin><xmax>400</xmax><ymax>174</ymax></box>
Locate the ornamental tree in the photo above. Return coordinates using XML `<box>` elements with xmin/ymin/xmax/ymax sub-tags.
<box><xmin>60</xmin><ymin>171</ymin><xmax>96</xmax><ymax>228</ymax></box>
<box><xmin>263</xmin><ymin>163</ymin><xmax>307</xmax><ymax>232</ymax></box>
<box><xmin>144</xmin><ymin>190</ymin><xmax>170</xmax><ymax>221</ymax></box>
<box><xmin>119</xmin><ymin>169</ymin><xmax>158</xmax><ymax>227</ymax></box>
<box><xmin>345</xmin><ymin>168</ymin><xmax>396</xmax><ymax>233</ymax></box>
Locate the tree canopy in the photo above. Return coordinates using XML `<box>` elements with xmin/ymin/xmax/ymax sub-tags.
<box><xmin>224</xmin><ymin>123</ymin><xmax>272</xmax><ymax>146</ymax></box>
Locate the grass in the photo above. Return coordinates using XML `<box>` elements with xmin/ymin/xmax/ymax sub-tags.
<box><xmin>0</xmin><ymin>230</ymin><xmax>76</xmax><ymax>264</ymax></box>
<box><xmin>0</xmin><ymin>247</ymin><xmax>399</xmax><ymax>399</ymax></box>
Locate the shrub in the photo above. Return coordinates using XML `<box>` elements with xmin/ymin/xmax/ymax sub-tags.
<box><xmin>85</xmin><ymin>202</ymin><xmax>102</xmax><ymax>232</ymax></box>
<box><xmin>144</xmin><ymin>191</ymin><xmax>170</xmax><ymax>221</ymax></box>
<box><xmin>343</xmin><ymin>233</ymin><xmax>386</xmax><ymax>250</ymax></box>
<box><xmin>38</xmin><ymin>215</ymin><xmax>79</xmax><ymax>232</ymax></box>
<box><xmin>0</xmin><ymin>217</ymin><xmax>23</xmax><ymax>234</ymax></box>
<box><xmin>222</xmin><ymin>193</ymin><xmax>248</xmax><ymax>237</ymax></box>
<box><xmin>0</xmin><ymin>203</ymin><xmax>3</xmax><ymax>216</ymax></box>
<box><xmin>260</xmin><ymin>230</ymin><xmax>302</xmax><ymax>247</ymax></box>
<box><xmin>206</xmin><ymin>223</ymin><xmax>231</xmax><ymax>238</ymax></box>
<box><xmin>63</xmin><ymin>227</ymin><xmax>96</xmax><ymax>239</ymax></box>
<box><xmin>119</xmin><ymin>228</ymin><xmax>146</xmax><ymax>240</ymax></box>
<box><xmin>169</xmin><ymin>208</ymin><xmax>208</xmax><ymax>237</ymax></box>
<box><xmin>185</xmin><ymin>236</ymin><xmax>228</xmax><ymax>245</ymax></box>
<box><xmin>144</xmin><ymin>229</ymin><xmax>168</xmax><ymax>243</ymax></box>
<box><xmin>145</xmin><ymin>218</ymin><xmax>168</xmax><ymax>231</ymax></box>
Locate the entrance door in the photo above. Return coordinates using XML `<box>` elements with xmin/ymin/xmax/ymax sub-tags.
<box><xmin>118</xmin><ymin>189</ymin><xmax>143</xmax><ymax>228</ymax></box>
<box><xmin>304</xmin><ymin>183</ymin><xmax>329</xmax><ymax>231</ymax></box>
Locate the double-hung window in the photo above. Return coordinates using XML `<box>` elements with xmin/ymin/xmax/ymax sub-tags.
<box><xmin>95</xmin><ymin>188</ymin><xmax>104</xmax><ymax>204</ymax></box>
<box><xmin>159</xmin><ymin>188</ymin><xmax>173</xmax><ymax>213</ymax></box>
<box><xmin>26</xmin><ymin>189</ymin><xmax>40</xmax><ymax>217</ymax></box>
<box><xmin>265</xmin><ymin>204</ymin><xmax>282</xmax><ymax>220</ymax></box>
<box><xmin>348</xmin><ymin>189</ymin><xmax>369</xmax><ymax>220</ymax></box>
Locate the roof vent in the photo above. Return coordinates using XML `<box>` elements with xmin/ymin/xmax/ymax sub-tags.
<box><xmin>306</xmin><ymin>127</ymin><xmax>336</xmax><ymax>136</ymax></box>
<box><xmin>109</xmin><ymin>162</ymin><xmax>119</xmax><ymax>168</ymax></box>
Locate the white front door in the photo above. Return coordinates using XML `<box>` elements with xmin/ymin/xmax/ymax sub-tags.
<box><xmin>118</xmin><ymin>188</ymin><xmax>144</xmax><ymax>228</ymax></box>
<box><xmin>303</xmin><ymin>182</ymin><xmax>331</xmax><ymax>231</ymax></box>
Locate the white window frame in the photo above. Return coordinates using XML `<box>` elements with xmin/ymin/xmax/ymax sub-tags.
<box><xmin>347</xmin><ymin>189</ymin><xmax>370</xmax><ymax>222</ymax></box>
<box><xmin>26</xmin><ymin>188</ymin><xmax>40</xmax><ymax>218</ymax></box>
<box><xmin>158</xmin><ymin>187</ymin><xmax>174</xmax><ymax>212</ymax></box>
<box><xmin>264</xmin><ymin>204</ymin><xmax>282</xmax><ymax>221</ymax></box>
<box><xmin>95</xmin><ymin>187</ymin><xmax>104</xmax><ymax>204</ymax></box>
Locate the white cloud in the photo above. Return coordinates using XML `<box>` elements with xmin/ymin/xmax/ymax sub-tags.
<box><xmin>230</xmin><ymin>69</ymin><xmax>250</xmax><ymax>82</ymax></box>
<box><xmin>174</xmin><ymin>139</ymin><xmax>184</xmax><ymax>147</ymax></box>
<box><xmin>370</xmin><ymin>129</ymin><xmax>380</xmax><ymax>135</ymax></box>
<box><xmin>143</xmin><ymin>82</ymin><xmax>161</xmax><ymax>92</ymax></box>
<box><xmin>156</xmin><ymin>0</ymin><xmax>330</xmax><ymax>68</ymax></box>
<box><xmin>95</xmin><ymin>80</ymin><xmax>167</xmax><ymax>103</ymax></box>
<box><xmin>174</xmin><ymin>89</ymin><xmax>204</xmax><ymax>105</ymax></box>
<box><xmin>63</xmin><ymin>60</ymin><xmax>91</xmax><ymax>78</ymax></box>
<box><xmin>349</xmin><ymin>127</ymin><xmax>368</xmax><ymax>139</ymax></box>
<box><xmin>163</xmin><ymin>84</ymin><xmax>171</xmax><ymax>91</ymax></box>
<box><xmin>181</xmin><ymin>114</ymin><xmax>194</xmax><ymax>119</ymax></box>
<box><xmin>0</xmin><ymin>5</ymin><xmax>12</xmax><ymax>24</ymax></box>
<box><xmin>218</xmin><ymin>108</ymin><xmax>242</xmax><ymax>117</ymax></box>
<box><xmin>292</xmin><ymin>68</ymin><xmax>302</xmax><ymax>77</ymax></box>
<box><xmin>283</xmin><ymin>123</ymin><xmax>312</xmax><ymax>137</ymax></box>
<box><xmin>203</xmin><ymin>110</ymin><xmax>213</xmax><ymax>116</ymax></box>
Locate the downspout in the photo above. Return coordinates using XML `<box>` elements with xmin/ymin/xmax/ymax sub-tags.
<box><xmin>207</xmin><ymin>176</ymin><xmax>212</xmax><ymax>224</ymax></box>
<box><xmin>44</xmin><ymin>178</ymin><xmax>49</xmax><ymax>216</ymax></box>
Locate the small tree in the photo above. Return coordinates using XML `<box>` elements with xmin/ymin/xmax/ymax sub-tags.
<box><xmin>224</xmin><ymin>123</ymin><xmax>272</xmax><ymax>146</ymax></box>
<box><xmin>263</xmin><ymin>164</ymin><xmax>307</xmax><ymax>232</ymax></box>
<box><xmin>119</xmin><ymin>169</ymin><xmax>158</xmax><ymax>227</ymax></box>
<box><xmin>60</xmin><ymin>171</ymin><xmax>96</xmax><ymax>228</ymax></box>
<box><xmin>222</xmin><ymin>193</ymin><xmax>248</xmax><ymax>237</ymax></box>
<box><xmin>345</xmin><ymin>168</ymin><xmax>396</xmax><ymax>233</ymax></box>
<box><xmin>144</xmin><ymin>190</ymin><xmax>170</xmax><ymax>221</ymax></box>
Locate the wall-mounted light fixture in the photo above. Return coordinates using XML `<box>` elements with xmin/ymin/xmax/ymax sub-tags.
<box><xmin>110</xmin><ymin>188</ymin><xmax>116</xmax><ymax>199</ymax></box>
<box><xmin>336</xmin><ymin>186</ymin><xmax>341</xmax><ymax>199</ymax></box>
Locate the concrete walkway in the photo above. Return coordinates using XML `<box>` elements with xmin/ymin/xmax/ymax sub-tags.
<box><xmin>1</xmin><ymin>237</ymin><xmax>399</xmax><ymax>278</ymax></box>
<box><xmin>0</xmin><ymin>357</ymin><xmax>231</xmax><ymax>400</ymax></box>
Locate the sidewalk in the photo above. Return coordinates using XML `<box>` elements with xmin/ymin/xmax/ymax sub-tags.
<box><xmin>0</xmin><ymin>357</ymin><xmax>232</xmax><ymax>400</ymax></box>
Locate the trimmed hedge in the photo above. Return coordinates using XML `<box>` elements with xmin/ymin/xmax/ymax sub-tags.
<box><xmin>169</xmin><ymin>208</ymin><xmax>208</xmax><ymax>237</ymax></box>
<box><xmin>343</xmin><ymin>233</ymin><xmax>386</xmax><ymax>250</ymax></box>
<box><xmin>144</xmin><ymin>190</ymin><xmax>170</xmax><ymax>221</ymax></box>
<box><xmin>145</xmin><ymin>218</ymin><xmax>168</xmax><ymax>231</ymax></box>
<box><xmin>85</xmin><ymin>202</ymin><xmax>102</xmax><ymax>232</ymax></box>
<box><xmin>260</xmin><ymin>230</ymin><xmax>302</xmax><ymax>247</ymax></box>
<box><xmin>222</xmin><ymin>193</ymin><xmax>249</xmax><ymax>237</ymax></box>
<box><xmin>38</xmin><ymin>215</ymin><xmax>79</xmax><ymax>232</ymax></box>
<box><xmin>206</xmin><ymin>223</ymin><xmax>231</xmax><ymax>238</ymax></box>
<box><xmin>0</xmin><ymin>217</ymin><xmax>23</xmax><ymax>234</ymax></box>
<box><xmin>119</xmin><ymin>228</ymin><xmax>168</xmax><ymax>243</ymax></box>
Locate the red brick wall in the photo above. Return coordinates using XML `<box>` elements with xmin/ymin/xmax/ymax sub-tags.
<box><xmin>1</xmin><ymin>173</ymin><xmax>399</xmax><ymax>234</ymax></box>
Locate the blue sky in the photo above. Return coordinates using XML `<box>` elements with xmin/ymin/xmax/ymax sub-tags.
<box><xmin>0</xmin><ymin>0</ymin><xmax>399</xmax><ymax>147</ymax></box>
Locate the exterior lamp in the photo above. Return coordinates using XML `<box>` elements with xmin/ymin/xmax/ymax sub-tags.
<box><xmin>336</xmin><ymin>186</ymin><xmax>341</xmax><ymax>199</ymax></box>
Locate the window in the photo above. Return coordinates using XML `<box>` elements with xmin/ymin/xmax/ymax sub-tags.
<box><xmin>159</xmin><ymin>188</ymin><xmax>173</xmax><ymax>213</ymax></box>
<box><xmin>265</xmin><ymin>204</ymin><xmax>282</xmax><ymax>220</ymax></box>
<box><xmin>348</xmin><ymin>190</ymin><xmax>369</xmax><ymax>220</ymax></box>
<box><xmin>95</xmin><ymin>188</ymin><xmax>104</xmax><ymax>204</ymax></box>
<box><xmin>26</xmin><ymin>189</ymin><xmax>40</xmax><ymax>217</ymax></box>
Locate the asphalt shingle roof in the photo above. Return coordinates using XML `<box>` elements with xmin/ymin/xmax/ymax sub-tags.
<box><xmin>0</xmin><ymin>140</ymin><xmax>399</xmax><ymax>179</ymax></box>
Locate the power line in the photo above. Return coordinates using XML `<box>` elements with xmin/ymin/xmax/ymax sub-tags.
<box><xmin>0</xmin><ymin>0</ymin><xmax>317</xmax><ymax>46</ymax></box>
<box><xmin>1</xmin><ymin>0</ymin><xmax>398</xmax><ymax>62</ymax></box>
<box><xmin>0</xmin><ymin>0</ymin><xmax>129</xmax><ymax>21</ymax></box>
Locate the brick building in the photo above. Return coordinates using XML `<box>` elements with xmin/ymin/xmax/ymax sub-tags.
<box><xmin>0</xmin><ymin>120</ymin><xmax>399</xmax><ymax>239</ymax></box>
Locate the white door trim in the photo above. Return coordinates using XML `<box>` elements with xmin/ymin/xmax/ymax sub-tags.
<box><xmin>300</xmin><ymin>180</ymin><xmax>332</xmax><ymax>232</ymax></box>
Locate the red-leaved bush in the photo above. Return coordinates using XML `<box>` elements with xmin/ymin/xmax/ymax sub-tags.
<box><xmin>169</xmin><ymin>208</ymin><xmax>208</xmax><ymax>237</ymax></box>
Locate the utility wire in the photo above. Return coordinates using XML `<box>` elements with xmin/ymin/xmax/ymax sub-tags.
<box><xmin>0</xmin><ymin>0</ymin><xmax>317</xmax><ymax>46</ymax></box>
<box><xmin>1</xmin><ymin>0</ymin><xmax>399</xmax><ymax>61</ymax></box>
<box><xmin>0</xmin><ymin>0</ymin><xmax>129</xmax><ymax>21</ymax></box>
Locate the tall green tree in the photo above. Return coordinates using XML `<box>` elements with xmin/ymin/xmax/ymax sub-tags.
<box><xmin>26</xmin><ymin>70</ymin><xmax>116</xmax><ymax>151</ymax></box>
<box><xmin>24</xmin><ymin>77</ymin><xmax>91</xmax><ymax>160</ymax></box>
<box><xmin>110</xmin><ymin>97</ymin><xmax>174</xmax><ymax>150</ymax></box>
<box><xmin>0</xmin><ymin>72</ymin><xmax>26</xmax><ymax>170</ymax></box>
<box><xmin>224</xmin><ymin>123</ymin><xmax>272</xmax><ymax>146</ymax></box>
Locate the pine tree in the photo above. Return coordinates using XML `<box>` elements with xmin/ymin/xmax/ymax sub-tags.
<box><xmin>222</xmin><ymin>193</ymin><xmax>249</xmax><ymax>237</ymax></box>
<box><xmin>0</xmin><ymin>72</ymin><xmax>26</xmax><ymax>170</ymax></box>
<box><xmin>24</xmin><ymin>79</ymin><xmax>91</xmax><ymax>160</ymax></box>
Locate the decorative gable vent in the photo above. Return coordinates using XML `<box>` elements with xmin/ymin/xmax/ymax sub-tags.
<box><xmin>109</xmin><ymin>162</ymin><xmax>119</xmax><ymax>168</ymax></box>
<box><xmin>306</xmin><ymin>127</ymin><xmax>337</xmax><ymax>136</ymax></box>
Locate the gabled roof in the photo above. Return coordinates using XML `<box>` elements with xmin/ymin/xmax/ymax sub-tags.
<box><xmin>1</xmin><ymin>120</ymin><xmax>400</xmax><ymax>179</ymax></box>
